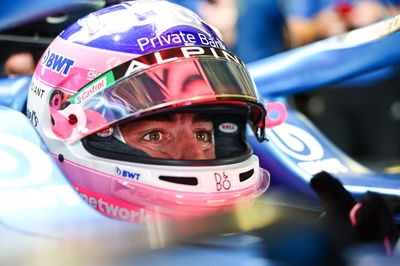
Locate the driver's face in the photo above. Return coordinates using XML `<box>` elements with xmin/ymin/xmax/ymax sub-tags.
<box><xmin>119</xmin><ymin>113</ymin><xmax>215</xmax><ymax>160</ymax></box>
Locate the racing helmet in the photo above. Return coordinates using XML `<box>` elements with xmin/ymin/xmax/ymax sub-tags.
<box><xmin>27</xmin><ymin>0</ymin><xmax>270</xmax><ymax>223</ymax></box>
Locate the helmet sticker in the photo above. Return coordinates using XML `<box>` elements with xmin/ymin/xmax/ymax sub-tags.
<box><xmin>26</xmin><ymin>108</ymin><xmax>39</xmax><ymax>127</ymax></box>
<box><xmin>218</xmin><ymin>123</ymin><xmax>238</xmax><ymax>134</ymax></box>
<box><xmin>136</xmin><ymin>31</ymin><xmax>225</xmax><ymax>52</ymax></box>
<box><xmin>90</xmin><ymin>45</ymin><xmax>245</xmax><ymax>85</ymax></box>
<box><xmin>96</xmin><ymin>127</ymin><xmax>114</xmax><ymax>137</ymax></box>
<box><xmin>115</xmin><ymin>167</ymin><xmax>140</xmax><ymax>180</ymax></box>
<box><xmin>30</xmin><ymin>83</ymin><xmax>45</xmax><ymax>99</ymax></box>
<box><xmin>41</xmin><ymin>48</ymin><xmax>75</xmax><ymax>76</ymax></box>
<box><xmin>71</xmin><ymin>72</ymin><xmax>114</xmax><ymax>104</ymax></box>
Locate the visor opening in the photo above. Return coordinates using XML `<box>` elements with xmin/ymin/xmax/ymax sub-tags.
<box><xmin>82</xmin><ymin>106</ymin><xmax>254</xmax><ymax>166</ymax></box>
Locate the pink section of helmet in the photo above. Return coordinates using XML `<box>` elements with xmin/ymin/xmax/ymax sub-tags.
<box><xmin>74</xmin><ymin>183</ymin><xmax>156</xmax><ymax>224</ymax></box>
<box><xmin>58</xmin><ymin>155</ymin><xmax>269</xmax><ymax>222</ymax></box>
<box><xmin>34</xmin><ymin>37</ymin><xmax>135</xmax><ymax>94</ymax></box>
<box><xmin>50</xmin><ymin>104</ymin><xmax>108</xmax><ymax>140</ymax></box>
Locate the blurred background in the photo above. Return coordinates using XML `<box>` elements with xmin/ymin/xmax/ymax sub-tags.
<box><xmin>1</xmin><ymin>1</ymin><xmax>399</xmax><ymax>264</ymax></box>
<box><xmin>1</xmin><ymin>0</ymin><xmax>399</xmax><ymax>170</ymax></box>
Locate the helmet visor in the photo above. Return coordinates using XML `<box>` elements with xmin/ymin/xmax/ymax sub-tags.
<box><xmin>51</xmin><ymin>46</ymin><xmax>266</xmax><ymax>142</ymax></box>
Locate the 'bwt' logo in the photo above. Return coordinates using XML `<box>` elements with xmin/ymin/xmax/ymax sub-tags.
<box><xmin>115</xmin><ymin>167</ymin><xmax>140</xmax><ymax>180</ymax></box>
<box><xmin>41</xmin><ymin>49</ymin><xmax>75</xmax><ymax>76</ymax></box>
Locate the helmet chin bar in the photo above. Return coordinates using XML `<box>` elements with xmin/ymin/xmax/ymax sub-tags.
<box><xmin>63</xmin><ymin>151</ymin><xmax>270</xmax><ymax>220</ymax></box>
<box><xmin>109</xmin><ymin>165</ymin><xmax>270</xmax><ymax>216</ymax></box>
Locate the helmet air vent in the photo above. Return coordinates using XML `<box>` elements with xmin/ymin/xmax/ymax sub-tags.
<box><xmin>159</xmin><ymin>175</ymin><xmax>198</xmax><ymax>186</ymax></box>
<box><xmin>239</xmin><ymin>168</ymin><xmax>254</xmax><ymax>182</ymax></box>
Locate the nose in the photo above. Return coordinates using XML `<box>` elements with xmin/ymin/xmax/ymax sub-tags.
<box><xmin>171</xmin><ymin>132</ymin><xmax>207</xmax><ymax>160</ymax></box>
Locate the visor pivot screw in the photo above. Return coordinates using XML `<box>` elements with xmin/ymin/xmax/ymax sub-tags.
<box><xmin>68</xmin><ymin>114</ymin><xmax>78</xmax><ymax>125</ymax></box>
<box><xmin>58</xmin><ymin>154</ymin><xmax>64</xmax><ymax>163</ymax></box>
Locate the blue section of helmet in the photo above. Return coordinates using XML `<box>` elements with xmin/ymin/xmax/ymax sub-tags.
<box><xmin>60</xmin><ymin>24</ymin><xmax>225</xmax><ymax>54</ymax></box>
<box><xmin>59</xmin><ymin>1</ymin><xmax>226</xmax><ymax>54</ymax></box>
<box><xmin>60</xmin><ymin>22</ymin><xmax>82</xmax><ymax>40</ymax></box>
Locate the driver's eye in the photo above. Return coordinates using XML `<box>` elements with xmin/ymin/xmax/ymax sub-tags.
<box><xmin>195</xmin><ymin>131</ymin><xmax>212</xmax><ymax>142</ymax></box>
<box><xmin>143</xmin><ymin>131</ymin><xmax>163</xmax><ymax>141</ymax></box>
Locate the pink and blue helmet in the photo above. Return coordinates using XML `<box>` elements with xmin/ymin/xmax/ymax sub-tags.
<box><xmin>27</xmin><ymin>0</ymin><xmax>270</xmax><ymax>222</ymax></box>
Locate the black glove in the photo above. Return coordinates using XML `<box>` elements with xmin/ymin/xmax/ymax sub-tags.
<box><xmin>310</xmin><ymin>171</ymin><xmax>399</xmax><ymax>255</ymax></box>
